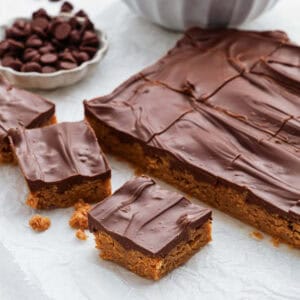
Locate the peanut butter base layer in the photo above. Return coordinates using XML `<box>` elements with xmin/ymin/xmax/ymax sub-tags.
<box><xmin>94</xmin><ymin>220</ymin><xmax>211</xmax><ymax>280</ymax></box>
<box><xmin>27</xmin><ymin>177</ymin><xmax>111</xmax><ymax>209</ymax></box>
<box><xmin>0</xmin><ymin>141</ymin><xmax>15</xmax><ymax>164</ymax></box>
<box><xmin>0</xmin><ymin>115</ymin><xmax>57</xmax><ymax>164</ymax></box>
<box><xmin>87</xmin><ymin>116</ymin><xmax>300</xmax><ymax>248</ymax></box>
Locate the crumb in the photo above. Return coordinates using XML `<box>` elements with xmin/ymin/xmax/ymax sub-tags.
<box><xmin>272</xmin><ymin>237</ymin><xmax>281</xmax><ymax>247</ymax></box>
<box><xmin>250</xmin><ymin>231</ymin><xmax>264</xmax><ymax>240</ymax></box>
<box><xmin>76</xmin><ymin>229</ymin><xmax>87</xmax><ymax>240</ymax></box>
<box><xmin>69</xmin><ymin>199</ymin><xmax>91</xmax><ymax>230</ymax></box>
<box><xmin>74</xmin><ymin>199</ymin><xmax>90</xmax><ymax>211</ymax></box>
<box><xmin>29</xmin><ymin>215</ymin><xmax>51</xmax><ymax>232</ymax></box>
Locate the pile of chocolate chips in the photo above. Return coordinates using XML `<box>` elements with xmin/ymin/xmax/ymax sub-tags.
<box><xmin>0</xmin><ymin>2</ymin><xmax>100</xmax><ymax>73</ymax></box>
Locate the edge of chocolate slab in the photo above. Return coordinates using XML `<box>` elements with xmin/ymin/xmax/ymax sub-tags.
<box><xmin>0</xmin><ymin>75</ymin><xmax>55</xmax><ymax>144</ymax></box>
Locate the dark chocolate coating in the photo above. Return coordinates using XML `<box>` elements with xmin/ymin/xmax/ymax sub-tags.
<box><xmin>84</xmin><ymin>28</ymin><xmax>300</xmax><ymax>221</ymax></box>
<box><xmin>0</xmin><ymin>75</ymin><xmax>55</xmax><ymax>144</ymax></box>
<box><xmin>88</xmin><ymin>176</ymin><xmax>212</xmax><ymax>256</ymax></box>
<box><xmin>9</xmin><ymin>121</ymin><xmax>111</xmax><ymax>192</ymax></box>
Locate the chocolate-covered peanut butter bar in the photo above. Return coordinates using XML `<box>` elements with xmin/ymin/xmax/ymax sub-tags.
<box><xmin>9</xmin><ymin>121</ymin><xmax>111</xmax><ymax>209</ymax></box>
<box><xmin>89</xmin><ymin>176</ymin><xmax>212</xmax><ymax>280</ymax></box>
<box><xmin>0</xmin><ymin>76</ymin><xmax>56</xmax><ymax>163</ymax></box>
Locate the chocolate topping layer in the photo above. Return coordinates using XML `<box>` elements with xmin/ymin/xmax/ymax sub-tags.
<box><xmin>142</xmin><ymin>28</ymin><xmax>289</xmax><ymax>99</ymax></box>
<box><xmin>0</xmin><ymin>76</ymin><xmax>55</xmax><ymax>144</ymax></box>
<box><xmin>84</xmin><ymin>28</ymin><xmax>300</xmax><ymax>221</ymax></box>
<box><xmin>9</xmin><ymin>120</ymin><xmax>110</xmax><ymax>191</ymax></box>
<box><xmin>88</xmin><ymin>176</ymin><xmax>212</xmax><ymax>256</ymax></box>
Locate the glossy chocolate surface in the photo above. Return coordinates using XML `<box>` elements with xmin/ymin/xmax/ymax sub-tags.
<box><xmin>88</xmin><ymin>176</ymin><xmax>212</xmax><ymax>256</ymax></box>
<box><xmin>84</xmin><ymin>28</ymin><xmax>300</xmax><ymax>221</ymax></box>
<box><xmin>9</xmin><ymin>120</ymin><xmax>110</xmax><ymax>191</ymax></box>
<box><xmin>0</xmin><ymin>76</ymin><xmax>55</xmax><ymax>144</ymax></box>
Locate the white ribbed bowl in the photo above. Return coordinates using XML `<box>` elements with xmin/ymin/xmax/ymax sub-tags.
<box><xmin>123</xmin><ymin>0</ymin><xmax>279</xmax><ymax>31</ymax></box>
<box><xmin>0</xmin><ymin>16</ymin><xmax>108</xmax><ymax>90</ymax></box>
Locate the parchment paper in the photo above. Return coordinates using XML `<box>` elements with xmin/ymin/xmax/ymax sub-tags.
<box><xmin>0</xmin><ymin>0</ymin><xmax>299</xmax><ymax>299</ymax></box>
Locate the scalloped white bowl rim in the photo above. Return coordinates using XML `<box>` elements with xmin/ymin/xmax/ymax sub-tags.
<box><xmin>122</xmin><ymin>0</ymin><xmax>280</xmax><ymax>31</ymax></box>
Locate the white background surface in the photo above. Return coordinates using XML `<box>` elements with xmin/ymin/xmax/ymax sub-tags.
<box><xmin>0</xmin><ymin>1</ymin><xmax>300</xmax><ymax>299</ymax></box>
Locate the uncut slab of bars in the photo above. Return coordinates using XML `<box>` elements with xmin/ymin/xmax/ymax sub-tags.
<box><xmin>85</xmin><ymin>28</ymin><xmax>300</xmax><ymax>247</ymax></box>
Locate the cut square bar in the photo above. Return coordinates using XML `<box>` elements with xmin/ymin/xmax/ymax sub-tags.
<box><xmin>9</xmin><ymin>120</ymin><xmax>111</xmax><ymax>209</ymax></box>
<box><xmin>88</xmin><ymin>176</ymin><xmax>212</xmax><ymax>280</ymax></box>
<box><xmin>84</xmin><ymin>28</ymin><xmax>300</xmax><ymax>247</ymax></box>
<box><xmin>0</xmin><ymin>76</ymin><xmax>56</xmax><ymax>163</ymax></box>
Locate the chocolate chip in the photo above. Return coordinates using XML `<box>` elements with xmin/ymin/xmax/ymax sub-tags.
<box><xmin>6</xmin><ymin>27</ymin><xmax>27</xmax><ymax>39</ymax></box>
<box><xmin>59</xmin><ymin>61</ymin><xmax>77</xmax><ymax>69</ymax></box>
<box><xmin>21</xmin><ymin>62</ymin><xmax>42</xmax><ymax>72</ymax></box>
<box><xmin>31</xmin><ymin>53</ymin><xmax>41</xmax><ymax>63</ymax></box>
<box><xmin>69</xmin><ymin>30</ymin><xmax>81</xmax><ymax>44</ymax></box>
<box><xmin>42</xmin><ymin>65</ymin><xmax>57</xmax><ymax>73</ymax></box>
<box><xmin>8</xmin><ymin>39</ymin><xmax>24</xmax><ymax>51</ymax></box>
<box><xmin>32</xmin><ymin>17</ymin><xmax>49</xmax><ymax>31</ymax></box>
<box><xmin>52</xmin><ymin>16</ymin><xmax>66</xmax><ymax>24</ymax></box>
<box><xmin>73</xmin><ymin>51</ymin><xmax>89</xmax><ymax>63</ymax></box>
<box><xmin>23</xmin><ymin>48</ymin><xmax>39</xmax><ymax>61</ymax></box>
<box><xmin>26</xmin><ymin>36</ymin><xmax>43</xmax><ymax>48</ymax></box>
<box><xmin>48</xmin><ymin>19</ymin><xmax>60</xmax><ymax>35</ymax></box>
<box><xmin>75</xmin><ymin>10</ymin><xmax>88</xmax><ymax>18</ymax></box>
<box><xmin>82</xmin><ymin>17</ymin><xmax>94</xmax><ymax>31</ymax></box>
<box><xmin>82</xmin><ymin>31</ymin><xmax>97</xmax><ymax>42</ymax></box>
<box><xmin>10</xmin><ymin>61</ymin><xmax>23</xmax><ymax>71</ymax></box>
<box><xmin>81</xmin><ymin>37</ymin><xmax>99</xmax><ymax>47</ymax></box>
<box><xmin>59</xmin><ymin>51</ymin><xmax>76</xmax><ymax>62</ymax></box>
<box><xmin>13</xmin><ymin>20</ymin><xmax>26</xmax><ymax>29</ymax></box>
<box><xmin>32</xmin><ymin>9</ymin><xmax>49</xmax><ymax>20</ymax></box>
<box><xmin>54</xmin><ymin>22</ymin><xmax>71</xmax><ymax>40</ymax></box>
<box><xmin>51</xmin><ymin>38</ymin><xmax>64</xmax><ymax>49</ymax></box>
<box><xmin>0</xmin><ymin>41</ymin><xmax>9</xmax><ymax>55</ymax></box>
<box><xmin>39</xmin><ymin>44</ymin><xmax>55</xmax><ymax>54</ymax></box>
<box><xmin>24</xmin><ymin>47</ymin><xmax>36</xmax><ymax>54</ymax></box>
<box><xmin>5</xmin><ymin>28</ymin><xmax>12</xmax><ymax>38</ymax></box>
<box><xmin>21</xmin><ymin>23</ymin><xmax>32</xmax><ymax>37</ymax></box>
<box><xmin>2</xmin><ymin>56</ymin><xmax>15</xmax><ymax>66</ymax></box>
<box><xmin>40</xmin><ymin>53</ymin><xmax>58</xmax><ymax>64</ymax></box>
<box><xmin>2</xmin><ymin>57</ymin><xmax>22</xmax><ymax>71</ymax></box>
<box><xmin>32</xmin><ymin>27</ymin><xmax>48</xmax><ymax>39</ymax></box>
<box><xmin>68</xmin><ymin>17</ymin><xmax>79</xmax><ymax>29</ymax></box>
<box><xmin>79</xmin><ymin>46</ymin><xmax>98</xmax><ymax>57</ymax></box>
<box><xmin>61</xmin><ymin>1</ymin><xmax>74</xmax><ymax>13</ymax></box>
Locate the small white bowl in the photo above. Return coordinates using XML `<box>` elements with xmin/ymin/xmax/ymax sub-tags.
<box><xmin>0</xmin><ymin>17</ymin><xmax>108</xmax><ymax>90</ymax></box>
<box><xmin>123</xmin><ymin>0</ymin><xmax>279</xmax><ymax>31</ymax></box>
